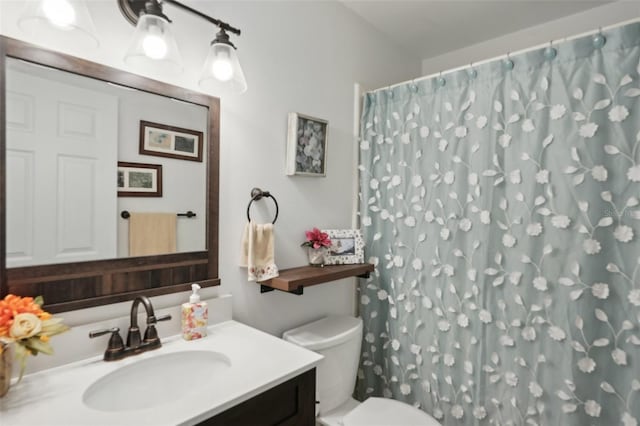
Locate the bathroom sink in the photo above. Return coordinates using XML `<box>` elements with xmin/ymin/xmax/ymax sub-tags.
<box><xmin>83</xmin><ymin>350</ymin><xmax>231</xmax><ymax>412</ymax></box>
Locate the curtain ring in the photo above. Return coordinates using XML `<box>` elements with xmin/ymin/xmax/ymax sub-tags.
<box><xmin>504</xmin><ymin>53</ymin><xmax>514</xmax><ymax>70</ymax></box>
<box><xmin>468</xmin><ymin>62</ymin><xmax>477</xmax><ymax>79</ymax></box>
<box><xmin>544</xmin><ymin>40</ymin><xmax>557</xmax><ymax>60</ymax></box>
<box><xmin>437</xmin><ymin>72</ymin><xmax>446</xmax><ymax>87</ymax></box>
<box><xmin>593</xmin><ymin>28</ymin><xmax>606</xmax><ymax>48</ymax></box>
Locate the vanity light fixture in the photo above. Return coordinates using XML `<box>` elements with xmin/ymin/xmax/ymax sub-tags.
<box><xmin>18</xmin><ymin>0</ymin><xmax>99</xmax><ymax>49</ymax></box>
<box><xmin>199</xmin><ymin>28</ymin><xmax>248</xmax><ymax>95</ymax></box>
<box><xmin>119</xmin><ymin>0</ymin><xmax>247</xmax><ymax>94</ymax></box>
<box><xmin>122</xmin><ymin>0</ymin><xmax>183</xmax><ymax>74</ymax></box>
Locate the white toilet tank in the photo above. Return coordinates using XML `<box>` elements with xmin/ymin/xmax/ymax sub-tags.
<box><xmin>283</xmin><ymin>316</ymin><xmax>363</xmax><ymax>415</ymax></box>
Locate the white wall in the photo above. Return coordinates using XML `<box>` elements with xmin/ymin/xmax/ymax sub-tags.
<box><xmin>421</xmin><ymin>1</ymin><xmax>640</xmax><ymax>76</ymax></box>
<box><xmin>199</xmin><ymin>1</ymin><xmax>419</xmax><ymax>336</ymax></box>
<box><xmin>0</xmin><ymin>0</ymin><xmax>419</xmax><ymax>365</ymax></box>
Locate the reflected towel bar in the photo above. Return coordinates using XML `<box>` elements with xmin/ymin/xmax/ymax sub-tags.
<box><xmin>120</xmin><ymin>211</ymin><xmax>196</xmax><ymax>219</ymax></box>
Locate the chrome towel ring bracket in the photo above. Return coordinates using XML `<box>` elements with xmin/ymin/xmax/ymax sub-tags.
<box><xmin>246</xmin><ymin>187</ymin><xmax>279</xmax><ymax>224</ymax></box>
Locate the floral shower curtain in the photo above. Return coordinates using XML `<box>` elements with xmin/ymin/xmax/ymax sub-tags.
<box><xmin>357</xmin><ymin>22</ymin><xmax>640</xmax><ymax>425</ymax></box>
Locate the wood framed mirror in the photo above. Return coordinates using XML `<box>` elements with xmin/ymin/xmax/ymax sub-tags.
<box><xmin>0</xmin><ymin>36</ymin><xmax>220</xmax><ymax>313</ymax></box>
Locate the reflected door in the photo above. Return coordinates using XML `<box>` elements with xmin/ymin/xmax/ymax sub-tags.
<box><xmin>6</xmin><ymin>68</ymin><xmax>118</xmax><ymax>267</ymax></box>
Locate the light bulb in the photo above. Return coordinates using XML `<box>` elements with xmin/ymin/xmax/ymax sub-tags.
<box><xmin>141</xmin><ymin>24</ymin><xmax>168</xmax><ymax>59</ymax></box>
<box><xmin>142</xmin><ymin>34</ymin><xmax>168</xmax><ymax>59</ymax></box>
<box><xmin>42</xmin><ymin>0</ymin><xmax>76</xmax><ymax>28</ymax></box>
<box><xmin>211</xmin><ymin>58</ymin><xmax>233</xmax><ymax>81</ymax></box>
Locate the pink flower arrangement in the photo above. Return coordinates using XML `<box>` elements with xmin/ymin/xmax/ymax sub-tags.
<box><xmin>301</xmin><ymin>228</ymin><xmax>331</xmax><ymax>249</ymax></box>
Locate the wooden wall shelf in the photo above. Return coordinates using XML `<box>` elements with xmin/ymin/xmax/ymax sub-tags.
<box><xmin>258</xmin><ymin>263</ymin><xmax>374</xmax><ymax>295</ymax></box>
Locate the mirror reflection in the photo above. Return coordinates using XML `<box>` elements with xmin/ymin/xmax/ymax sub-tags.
<box><xmin>5</xmin><ymin>58</ymin><xmax>207</xmax><ymax>268</ymax></box>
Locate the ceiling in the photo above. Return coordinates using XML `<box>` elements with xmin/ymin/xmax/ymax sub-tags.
<box><xmin>341</xmin><ymin>1</ymin><xmax>613</xmax><ymax>60</ymax></box>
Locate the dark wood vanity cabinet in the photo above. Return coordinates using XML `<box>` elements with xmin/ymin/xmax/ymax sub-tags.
<box><xmin>197</xmin><ymin>368</ymin><xmax>316</xmax><ymax>426</ymax></box>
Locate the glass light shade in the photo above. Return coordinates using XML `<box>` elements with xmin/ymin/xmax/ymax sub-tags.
<box><xmin>18</xmin><ymin>0</ymin><xmax>99</xmax><ymax>49</ymax></box>
<box><xmin>199</xmin><ymin>42</ymin><xmax>248</xmax><ymax>95</ymax></box>
<box><xmin>124</xmin><ymin>14</ymin><xmax>183</xmax><ymax>75</ymax></box>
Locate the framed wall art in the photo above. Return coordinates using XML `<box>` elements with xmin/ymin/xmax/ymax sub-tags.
<box><xmin>139</xmin><ymin>120</ymin><xmax>203</xmax><ymax>162</ymax></box>
<box><xmin>322</xmin><ymin>229</ymin><xmax>365</xmax><ymax>265</ymax></box>
<box><xmin>117</xmin><ymin>161</ymin><xmax>162</xmax><ymax>197</ymax></box>
<box><xmin>286</xmin><ymin>112</ymin><xmax>328</xmax><ymax>176</ymax></box>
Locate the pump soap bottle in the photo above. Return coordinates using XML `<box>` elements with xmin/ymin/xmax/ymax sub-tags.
<box><xmin>181</xmin><ymin>283</ymin><xmax>208</xmax><ymax>340</ymax></box>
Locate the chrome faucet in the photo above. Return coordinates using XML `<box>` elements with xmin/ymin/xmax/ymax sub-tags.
<box><xmin>89</xmin><ymin>296</ymin><xmax>172</xmax><ymax>361</ymax></box>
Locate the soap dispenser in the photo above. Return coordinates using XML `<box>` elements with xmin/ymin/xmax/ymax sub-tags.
<box><xmin>181</xmin><ymin>283</ymin><xmax>208</xmax><ymax>340</ymax></box>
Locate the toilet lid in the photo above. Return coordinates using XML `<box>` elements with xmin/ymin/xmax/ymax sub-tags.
<box><xmin>342</xmin><ymin>398</ymin><xmax>440</xmax><ymax>426</ymax></box>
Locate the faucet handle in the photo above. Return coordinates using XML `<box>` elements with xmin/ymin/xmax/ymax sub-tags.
<box><xmin>146</xmin><ymin>313</ymin><xmax>172</xmax><ymax>325</ymax></box>
<box><xmin>158</xmin><ymin>313</ymin><xmax>172</xmax><ymax>321</ymax></box>
<box><xmin>89</xmin><ymin>327</ymin><xmax>120</xmax><ymax>338</ymax></box>
<box><xmin>89</xmin><ymin>327</ymin><xmax>125</xmax><ymax>361</ymax></box>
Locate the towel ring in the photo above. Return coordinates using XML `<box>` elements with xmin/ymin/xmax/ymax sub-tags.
<box><xmin>247</xmin><ymin>187</ymin><xmax>279</xmax><ymax>224</ymax></box>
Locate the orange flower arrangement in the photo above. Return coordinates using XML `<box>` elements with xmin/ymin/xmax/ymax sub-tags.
<box><xmin>0</xmin><ymin>295</ymin><xmax>69</xmax><ymax>380</ymax></box>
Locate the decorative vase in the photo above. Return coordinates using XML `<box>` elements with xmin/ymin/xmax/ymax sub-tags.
<box><xmin>0</xmin><ymin>340</ymin><xmax>13</xmax><ymax>398</ymax></box>
<box><xmin>307</xmin><ymin>247</ymin><xmax>326</xmax><ymax>267</ymax></box>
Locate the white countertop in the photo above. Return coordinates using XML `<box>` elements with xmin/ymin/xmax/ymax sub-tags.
<box><xmin>0</xmin><ymin>320</ymin><xmax>323</xmax><ymax>426</ymax></box>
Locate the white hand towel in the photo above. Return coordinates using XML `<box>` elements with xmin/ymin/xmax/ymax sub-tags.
<box><xmin>240</xmin><ymin>222</ymin><xmax>279</xmax><ymax>282</ymax></box>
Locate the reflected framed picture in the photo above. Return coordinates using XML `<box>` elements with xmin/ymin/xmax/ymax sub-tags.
<box><xmin>322</xmin><ymin>229</ymin><xmax>365</xmax><ymax>265</ymax></box>
<box><xmin>286</xmin><ymin>112</ymin><xmax>328</xmax><ymax>177</ymax></box>
<box><xmin>117</xmin><ymin>161</ymin><xmax>162</xmax><ymax>197</ymax></box>
<box><xmin>139</xmin><ymin>120</ymin><xmax>203</xmax><ymax>162</ymax></box>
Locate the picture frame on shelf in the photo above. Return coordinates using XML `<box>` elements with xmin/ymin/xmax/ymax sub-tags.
<box><xmin>117</xmin><ymin>161</ymin><xmax>162</xmax><ymax>197</ymax></box>
<box><xmin>322</xmin><ymin>229</ymin><xmax>365</xmax><ymax>265</ymax></box>
<box><xmin>286</xmin><ymin>112</ymin><xmax>328</xmax><ymax>176</ymax></box>
<box><xmin>139</xmin><ymin>120</ymin><xmax>203</xmax><ymax>162</ymax></box>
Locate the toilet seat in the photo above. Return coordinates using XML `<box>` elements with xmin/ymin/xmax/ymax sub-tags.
<box><xmin>342</xmin><ymin>397</ymin><xmax>440</xmax><ymax>426</ymax></box>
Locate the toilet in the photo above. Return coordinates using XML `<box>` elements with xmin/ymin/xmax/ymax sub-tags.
<box><xmin>283</xmin><ymin>316</ymin><xmax>440</xmax><ymax>426</ymax></box>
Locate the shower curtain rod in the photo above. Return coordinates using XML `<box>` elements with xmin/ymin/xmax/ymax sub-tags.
<box><xmin>370</xmin><ymin>16</ymin><xmax>640</xmax><ymax>94</ymax></box>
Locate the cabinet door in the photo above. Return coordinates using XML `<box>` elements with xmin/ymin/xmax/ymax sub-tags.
<box><xmin>199</xmin><ymin>368</ymin><xmax>316</xmax><ymax>426</ymax></box>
